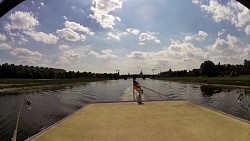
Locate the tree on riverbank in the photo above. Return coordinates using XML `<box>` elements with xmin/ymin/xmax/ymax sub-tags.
<box><xmin>200</xmin><ymin>60</ymin><xmax>217</xmax><ymax>77</ymax></box>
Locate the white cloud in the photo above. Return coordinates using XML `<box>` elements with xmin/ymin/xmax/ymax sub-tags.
<box><xmin>0</xmin><ymin>43</ymin><xmax>11</xmax><ymax>50</ymax></box>
<box><xmin>218</xmin><ymin>29</ymin><xmax>226</xmax><ymax>36</ymax></box>
<box><xmin>139</xmin><ymin>32</ymin><xmax>161</xmax><ymax>44</ymax></box>
<box><xmin>56</xmin><ymin>56</ymin><xmax>71</xmax><ymax>65</ymax></box>
<box><xmin>128</xmin><ymin>39</ymin><xmax>207</xmax><ymax>71</ymax></box>
<box><xmin>107</xmin><ymin>32</ymin><xmax>120</xmax><ymax>41</ymax></box>
<box><xmin>193</xmin><ymin>0</ymin><xmax>250</xmax><ymax>31</ymax></box>
<box><xmin>24</xmin><ymin>30</ymin><xmax>59</xmax><ymax>44</ymax></box>
<box><xmin>155</xmin><ymin>39</ymin><xmax>161</xmax><ymax>44</ymax></box>
<box><xmin>89</xmin><ymin>0</ymin><xmax>122</xmax><ymax>29</ymax></box>
<box><xmin>127</xmin><ymin>51</ymin><xmax>146</xmax><ymax>59</ymax></box>
<box><xmin>62</xmin><ymin>16</ymin><xmax>68</xmax><ymax>20</ymax></box>
<box><xmin>59</xmin><ymin>44</ymin><xmax>70</xmax><ymax>50</ymax></box>
<box><xmin>18</xmin><ymin>37</ymin><xmax>29</xmax><ymax>44</ymax></box>
<box><xmin>184</xmin><ymin>31</ymin><xmax>208</xmax><ymax>41</ymax></box>
<box><xmin>127</xmin><ymin>28</ymin><xmax>140</xmax><ymax>35</ymax></box>
<box><xmin>64</xmin><ymin>21</ymin><xmax>94</xmax><ymax>35</ymax></box>
<box><xmin>63</xmin><ymin>49</ymin><xmax>81</xmax><ymax>59</ymax></box>
<box><xmin>0</xmin><ymin>34</ymin><xmax>6</xmax><ymax>41</ymax></box>
<box><xmin>139</xmin><ymin>42</ymin><xmax>145</xmax><ymax>45</ymax></box>
<box><xmin>71</xmin><ymin>5</ymin><xmax>85</xmax><ymax>13</ymax></box>
<box><xmin>88</xmin><ymin>49</ymin><xmax>117</xmax><ymax>59</ymax></box>
<box><xmin>139</xmin><ymin>32</ymin><xmax>155</xmax><ymax>41</ymax></box>
<box><xmin>56</xmin><ymin>48</ymin><xmax>82</xmax><ymax>65</ymax></box>
<box><xmin>56</xmin><ymin>21</ymin><xmax>94</xmax><ymax>41</ymax></box>
<box><xmin>10</xmin><ymin>48</ymin><xmax>42</xmax><ymax>59</ymax></box>
<box><xmin>226</xmin><ymin>34</ymin><xmax>237</xmax><ymax>45</ymax></box>
<box><xmin>56</xmin><ymin>28</ymin><xmax>86</xmax><ymax>41</ymax></box>
<box><xmin>41</xmin><ymin>2</ymin><xmax>44</xmax><ymax>6</ymax></box>
<box><xmin>245</xmin><ymin>25</ymin><xmax>250</xmax><ymax>35</ymax></box>
<box><xmin>209</xmin><ymin>34</ymin><xmax>238</xmax><ymax>55</ymax></box>
<box><xmin>107</xmin><ymin>32</ymin><xmax>127</xmax><ymax>41</ymax></box>
<box><xmin>4</xmin><ymin>11</ymin><xmax>39</xmax><ymax>31</ymax></box>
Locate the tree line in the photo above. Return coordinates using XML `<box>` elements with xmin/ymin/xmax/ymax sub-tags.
<box><xmin>0</xmin><ymin>63</ymin><xmax>119</xmax><ymax>79</ymax></box>
<box><xmin>159</xmin><ymin>59</ymin><xmax>250</xmax><ymax>77</ymax></box>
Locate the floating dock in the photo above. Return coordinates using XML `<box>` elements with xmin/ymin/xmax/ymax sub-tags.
<box><xmin>27</xmin><ymin>101</ymin><xmax>250</xmax><ymax>141</ymax></box>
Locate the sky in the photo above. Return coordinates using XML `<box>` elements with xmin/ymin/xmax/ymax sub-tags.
<box><xmin>0</xmin><ymin>0</ymin><xmax>250</xmax><ymax>74</ymax></box>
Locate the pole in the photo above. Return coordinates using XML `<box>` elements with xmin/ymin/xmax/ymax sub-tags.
<box><xmin>244</xmin><ymin>89</ymin><xmax>250</xmax><ymax>120</ymax></box>
<box><xmin>12</xmin><ymin>96</ymin><xmax>25</xmax><ymax>141</ymax></box>
<box><xmin>133</xmin><ymin>79</ymin><xmax>135</xmax><ymax>101</ymax></box>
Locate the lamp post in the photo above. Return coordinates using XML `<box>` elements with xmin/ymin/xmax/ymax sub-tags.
<box><xmin>152</xmin><ymin>69</ymin><xmax>156</xmax><ymax>75</ymax></box>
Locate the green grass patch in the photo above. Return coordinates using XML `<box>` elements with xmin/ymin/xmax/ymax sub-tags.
<box><xmin>156</xmin><ymin>75</ymin><xmax>250</xmax><ymax>86</ymax></box>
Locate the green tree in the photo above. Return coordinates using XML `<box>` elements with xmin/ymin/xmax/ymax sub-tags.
<box><xmin>200</xmin><ymin>60</ymin><xmax>217</xmax><ymax>77</ymax></box>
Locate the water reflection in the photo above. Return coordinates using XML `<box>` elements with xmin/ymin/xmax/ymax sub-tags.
<box><xmin>200</xmin><ymin>85</ymin><xmax>222</xmax><ymax>97</ymax></box>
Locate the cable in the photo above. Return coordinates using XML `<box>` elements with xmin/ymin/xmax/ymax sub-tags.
<box><xmin>141</xmin><ymin>85</ymin><xmax>170</xmax><ymax>100</ymax></box>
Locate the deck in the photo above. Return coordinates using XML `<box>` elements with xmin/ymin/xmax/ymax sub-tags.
<box><xmin>27</xmin><ymin>101</ymin><xmax>250</xmax><ymax>141</ymax></box>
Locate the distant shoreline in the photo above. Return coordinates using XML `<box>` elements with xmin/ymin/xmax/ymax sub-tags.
<box><xmin>0</xmin><ymin>78</ymin><xmax>110</xmax><ymax>93</ymax></box>
<box><xmin>155</xmin><ymin>75</ymin><xmax>250</xmax><ymax>89</ymax></box>
<box><xmin>1</xmin><ymin>77</ymin><xmax>250</xmax><ymax>93</ymax></box>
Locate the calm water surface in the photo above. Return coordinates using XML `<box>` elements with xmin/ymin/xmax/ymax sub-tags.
<box><xmin>0</xmin><ymin>79</ymin><xmax>249</xmax><ymax>141</ymax></box>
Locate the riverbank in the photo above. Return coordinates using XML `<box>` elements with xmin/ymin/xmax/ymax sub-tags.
<box><xmin>0</xmin><ymin>78</ymin><xmax>111</xmax><ymax>93</ymax></box>
<box><xmin>156</xmin><ymin>75</ymin><xmax>250</xmax><ymax>88</ymax></box>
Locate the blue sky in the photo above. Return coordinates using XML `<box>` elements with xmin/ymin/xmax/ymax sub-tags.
<box><xmin>0</xmin><ymin>0</ymin><xmax>250</xmax><ymax>74</ymax></box>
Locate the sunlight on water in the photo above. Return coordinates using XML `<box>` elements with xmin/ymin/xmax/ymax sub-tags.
<box><xmin>119</xmin><ymin>87</ymin><xmax>133</xmax><ymax>101</ymax></box>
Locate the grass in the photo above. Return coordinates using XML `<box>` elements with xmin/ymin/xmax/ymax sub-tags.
<box><xmin>0</xmin><ymin>78</ymin><xmax>111</xmax><ymax>89</ymax></box>
<box><xmin>156</xmin><ymin>75</ymin><xmax>250</xmax><ymax>87</ymax></box>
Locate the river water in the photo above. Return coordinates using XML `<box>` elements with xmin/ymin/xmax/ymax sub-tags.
<box><xmin>0</xmin><ymin>79</ymin><xmax>249</xmax><ymax>141</ymax></box>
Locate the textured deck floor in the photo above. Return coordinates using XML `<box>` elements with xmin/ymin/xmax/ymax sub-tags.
<box><xmin>28</xmin><ymin>101</ymin><xmax>250</xmax><ymax>141</ymax></box>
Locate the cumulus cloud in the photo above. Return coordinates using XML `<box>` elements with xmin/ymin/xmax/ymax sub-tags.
<box><xmin>89</xmin><ymin>0</ymin><xmax>122</xmax><ymax>29</ymax></box>
<box><xmin>59</xmin><ymin>44</ymin><xmax>70</xmax><ymax>50</ymax></box>
<box><xmin>193</xmin><ymin>0</ymin><xmax>250</xmax><ymax>33</ymax></box>
<box><xmin>56</xmin><ymin>21</ymin><xmax>93</xmax><ymax>41</ymax></box>
<box><xmin>126</xmin><ymin>28</ymin><xmax>140</xmax><ymax>35</ymax></box>
<box><xmin>203</xmin><ymin>33</ymin><xmax>250</xmax><ymax>64</ymax></box>
<box><xmin>56</xmin><ymin>28</ymin><xmax>86</xmax><ymax>41</ymax></box>
<box><xmin>184</xmin><ymin>31</ymin><xmax>208</xmax><ymax>41</ymax></box>
<box><xmin>107</xmin><ymin>32</ymin><xmax>127</xmax><ymax>41</ymax></box>
<box><xmin>63</xmin><ymin>49</ymin><xmax>81</xmax><ymax>59</ymax></box>
<box><xmin>139</xmin><ymin>32</ymin><xmax>161</xmax><ymax>44</ymax></box>
<box><xmin>10</xmin><ymin>48</ymin><xmax>43</xmax><ymax>64</ymax></box>
<box><xmin>245</xmin><ymin>25</ymin><xmax>250</xmax><ymax>35</ymax></box>
<box><xmin>56</xmin><ymin>48</ymin><xmax>82</xmax><ymax>65</ymax></box>
<box><xmin>107</xmin><ymin>32</ymin><xmax>120</xmax><ymax>41</ymax></box>
<box><xmin>88</xmin><ymin>49</ymin><xmax>117</xmax><ymax>58</ymax></box>
<box><xmin>127</xmin><ymin>51</ymin><xmax>146</xmax><ymax>59</ymax></box>
<box><xmin>218</xmin><ymin>29</ymin><xmax>226</xmax><ymax>36</ymax></box>
<box><xmin>127</xmin><ymin>39</ymin><xmax>207</xmax><ymax>71</ymax></box>
<box><xmin>24</xmin><ymin>30</ymin><xmax>59</xmax><ymax>44</ymax></box>
<box><xmin>0</xmin><ymin>34</ymin><xmax>6</xmax><ymax>41</ymax></box>
<box><xmin>209</xmin><ymin>34</ymin><xmax>238</xmax><ymax>55</ymax></box>
<box><xmin>71</xmin><ymin>5</ymin><xmax>85</xmax><ymax>13</ymax></box>
<box><xmin>4</xmin><ymin>11</ymin><xmax>39</xmax><ymax>31</ymax></box>
<box><xmin>18</xmin><ymin>37</ymin><xmax>29</xmax><ymax>45</ymax></box>
<box><xmin>56</xmin><ymin>56</ymin><xmax>71</xmax><ymax>65</ymax></box>
<box><xmin>64</xmin><ymin>21</ymin><xmax>94</xmax><ymax>35</ymax></box>
<box><xmin>0</xmin><ymin>43</ymin><xmax>11</xmax><ymax>50</ymax></box>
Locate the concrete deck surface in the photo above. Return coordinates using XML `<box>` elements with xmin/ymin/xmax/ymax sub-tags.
<box><xmin>28</xmin><ymin>101</ymin><xmax>250</xmax><ymax>141</ymax></box>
